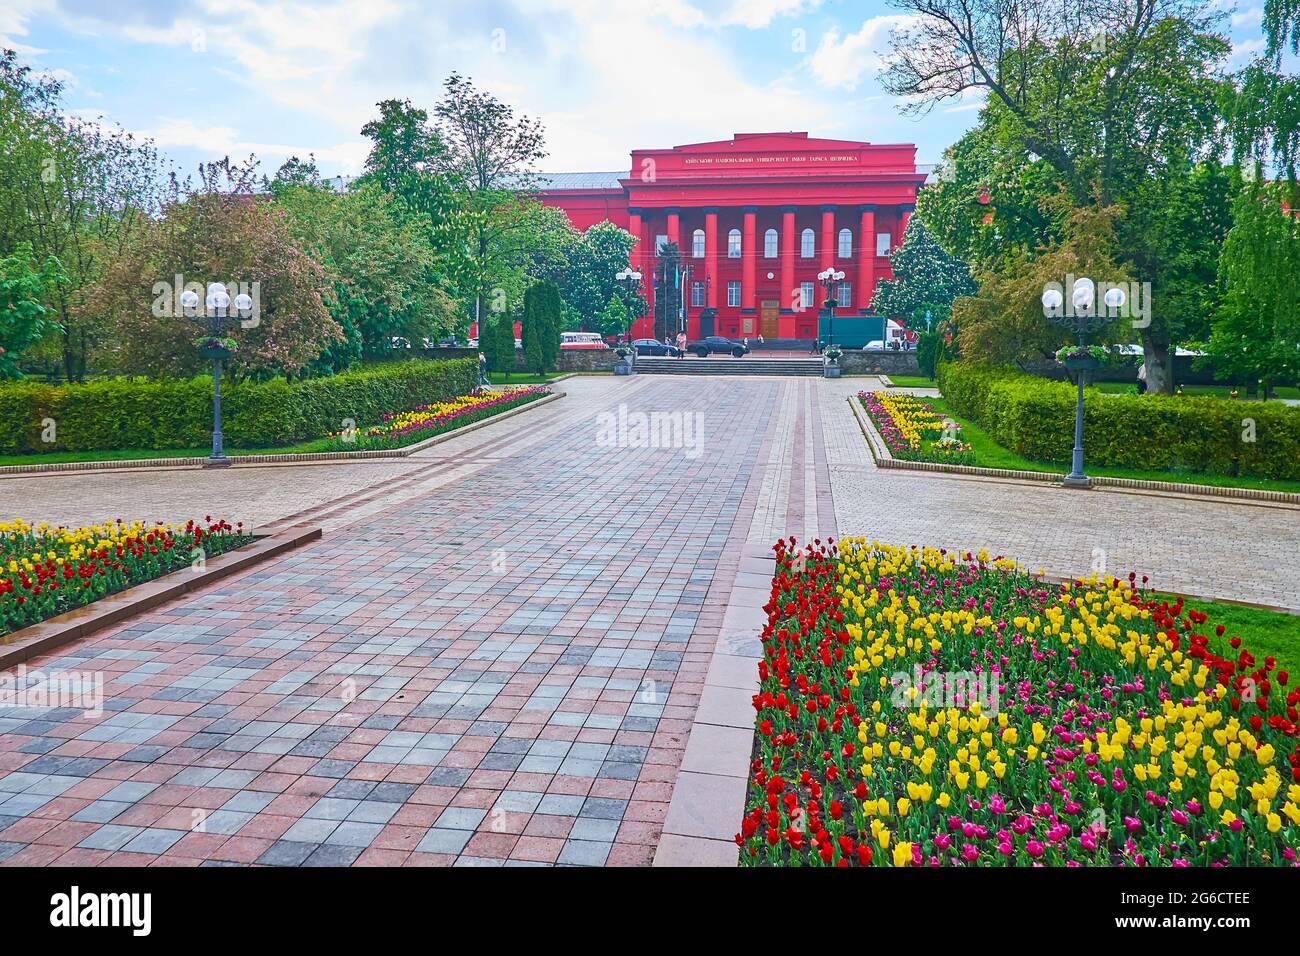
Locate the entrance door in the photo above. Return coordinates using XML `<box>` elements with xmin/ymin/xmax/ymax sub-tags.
<box><xmin>760</xmin><ymin>299</ymin><xmax>780</xmax><ymax>339</ymax></box>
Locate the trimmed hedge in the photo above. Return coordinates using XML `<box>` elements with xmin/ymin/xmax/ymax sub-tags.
<box><xmin>0</xmin><ymin>358</ymin><xmax>477</xmax><ymax>454</ymax></box>
<box><xmin>936</xmin><ymin>362</ymin><xmax>1300</xmax><ymax>481</ymax></box>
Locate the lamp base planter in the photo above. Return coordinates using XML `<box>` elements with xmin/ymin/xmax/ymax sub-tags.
<box><xmin>614</xmin><ymin>361</ymin><xmax>633</xmax><ymax>376</ymax></box>
<box><xmin>823</xmin><ymin>365</ymin><xmax>842</xmax><ymax>378</ymax></box>
<box><xmin>203</xmin><ymin>457</ymin><xmax>232</xmax><ymax>469</ymax></box>
<box><xmin>1061</xmin><ymin>474</ymin><xmax>1093</xmax><ymax>490</ymax></box>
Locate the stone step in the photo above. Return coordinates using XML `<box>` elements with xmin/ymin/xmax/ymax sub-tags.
<box><xmin>636</xmin><ymin>357</ymin><xmax>825</xmax><ymax>376</ymax></box>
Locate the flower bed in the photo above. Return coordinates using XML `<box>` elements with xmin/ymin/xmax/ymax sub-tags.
<box><xmin>2</xmin><ymin>518</ymin><xmax>254</xmax><ymax>636</ymax></box>
<box><xmin>736</xmin><ymin>537</ymin><xmax>1300</xmax><ymax>867</ymax></box>
<box><xmin>858</xmin><ymin>391</ymin><xmax>974</xmax><ymax>465</ymax></box>
<box><xmin>325</xmin><ymin>385</ymin><xmax>550</xmax><ymax>452</ymax></box>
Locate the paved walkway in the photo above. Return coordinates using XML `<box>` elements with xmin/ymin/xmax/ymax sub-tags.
<box><xmin>0</xmin><ymin>375</ymin><xmax>1296</xmax><ymax>868</ymax></box>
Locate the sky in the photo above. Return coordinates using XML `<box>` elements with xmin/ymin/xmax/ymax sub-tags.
<box><xmin>0</xmin><ymin>0</ymin><xmax>1281</xmax><ymax>180</ymax></box>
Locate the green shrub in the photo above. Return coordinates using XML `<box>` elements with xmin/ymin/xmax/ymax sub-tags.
<box><xmin>0</xmin><ymin>358</ymin><xmax>477</xmax><ymax>454</ymax></box>
<box><xmin>936</xmin><ymin>362</ymin><xmax>1300</xmax><ymax>480</ymax></box>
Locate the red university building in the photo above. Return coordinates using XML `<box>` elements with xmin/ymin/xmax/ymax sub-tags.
<box><xmin>536</xmin><ymin>131</ymin><xmax>927</xmax><ymax>342</ymax></box>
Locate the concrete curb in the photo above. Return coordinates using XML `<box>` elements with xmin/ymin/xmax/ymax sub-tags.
<box><xmin>0</xmin><ymin>389</ymin><xmax>563</xmax><ymax>479</ymax></box>
<box><xmin>848</xmin><ymin>395</ymin><xmax>1300</xmax><ymax>508</ymax></box>
<box><xmin>654</xmin><ymin>542</ymin><xmax>773</xmax><ymax>868</ymax></box>
<box><xmin>0</xmin><ymin>523</ymin><xmax>322</xmax><ymax>669</ymax></box>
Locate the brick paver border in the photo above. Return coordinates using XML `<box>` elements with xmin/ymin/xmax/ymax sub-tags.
<box><xmin>0</xmin><ymin>524</ymin><xmax>321</xmax><ymax>669</ymax></box>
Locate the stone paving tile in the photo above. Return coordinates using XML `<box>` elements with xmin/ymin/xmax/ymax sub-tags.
<box><xmin>0</xmin><ymin>376</ymin><xmax>781</xmax><ymax>867</ymax></box>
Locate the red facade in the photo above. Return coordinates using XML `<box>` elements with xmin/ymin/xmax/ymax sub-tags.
<box><xmin>537</xmin><ymin>132</ymin><xmax>926</xmax><ymax>341</ymax></box>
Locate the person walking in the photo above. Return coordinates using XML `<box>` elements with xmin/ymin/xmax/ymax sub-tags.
<box><xmin>675</xmin><ymin>329</ymin><xmax>687</xmax><ymax>359</ymax></box>
<box><xmin>478</xmin><ymin>351</ymin><xmax>491</xmax><ymax>389</ymax></box>
<box><xmin>1136</xmin><ymin>361</ymin><xmax>1147</xmax><ymax>394</ymax></box>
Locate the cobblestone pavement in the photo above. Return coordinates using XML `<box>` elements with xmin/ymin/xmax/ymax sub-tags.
<box><xmin>1</xmin><ymin>375</ymin><xmax>1296</xmax><ymax>869</ymax></box>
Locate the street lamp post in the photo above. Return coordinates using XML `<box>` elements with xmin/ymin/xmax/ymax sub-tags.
<box><xmin>1042</xmin><ymin>279</ymin><xmax>1126</xmax><ymax>489</ymax></box>
<box><xmin>182</xmin><ymin>282</ymin><xmax>253</xmax><ymax>467</ymax></box>
<box><xmin>615</xmin><ymin>267</ymin><xmax>642</xmax><ymax>345</ymax></box>
<box><xmin>818</xmin><ymin>267</ymin><xmax>845</xmax><ymax>351</ymax></box>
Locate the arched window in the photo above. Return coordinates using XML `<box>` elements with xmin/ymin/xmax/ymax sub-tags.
<box><xmin>764</xmin><ymin>228</ymin><xmax>778</xmax><ymax>258</ymax></box>
<box><xmin>838</xmin><ymin>228</ymin><xmax>852</xmax><ymax>258</ymax></box>
<box><xmin>691</xmin><ymin>229</ymin><xmax>705</xmax><ymax>258</ymax></box>
<box><xmin>800</xmin><ymin>228</ymin><xmax>815</xmax><ymax>259</ymax></box>
<box><xmin>727</xmin><ymin>228</ymin><xmax>742</xmax><ymax>258</ymax></box>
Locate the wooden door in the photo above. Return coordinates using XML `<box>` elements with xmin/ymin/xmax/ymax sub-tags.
<box><xmin>760</xmin><ymin>300</ymin><xmax>780</xmax><ymax>338</ymax></box>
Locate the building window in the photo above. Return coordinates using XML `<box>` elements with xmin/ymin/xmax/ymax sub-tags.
<box><xmin>727</xmin><ymin>229</ymin><xmax>742</xmax><ymax>258</ymax></box>
<box><xmin>692</xmin><ymin>229</ymin><xmax>705</xmax><ymax>259</ymax></box>
<box><xmin>876</xmin><ymin>232</ymin><xmax>892</xmax><ymax>257</ymax></box>
<box><xmin>764</xmin><ymin>228</ymin><xmax>778</xmax><ymax>258</ymax></box>
<box><xmin>838</xmin><ymin>228</ymin><xmax>852</xmax><ymax>259</ymax></box>
<box><xmin>836</xmin><ymin>282</ymin><xmax>853</xmax><ymax>308</ymax></box>
<box><xmin>656</xmin><ymin>234</ymin><xmax>669</xmax><ymax>256</ymax></box>
<box><xmin>727</xmin><ymin>281</ymin><xmax>741</xmax><ymax>307</ymax></box>
<box><xmin>800</xmin><ymin>228</ymin><xmax>815</xmax><ymax>258</ymax></box>
<box><xmin>691</xmin><ymin>281</ymin><xmax>704</xmax><ymax>307</ymax></box>
<box><xmin>800</xmin><ymin>281</ymin><xmax>814</xmax><ymax>308</ymax></box>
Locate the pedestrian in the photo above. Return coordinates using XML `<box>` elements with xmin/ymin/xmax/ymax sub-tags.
<box><xmin>675</xmin><ymin>329</ymin><xmax>687</xmax><ymax>358</ymax></box>
<box><xmin>757</xmin><ymin>333</ymin><xmax>765</xmax><ymax>346</ymax></box>
<box><xmin>1136</xmin><ymin>362</ymin><xmax>1147</xmax><ymax>394</ymax></box>
<box><xmin>478</xmin><ymin>351</ymin><xmax>491</xmax><ymax>389</ymax></box>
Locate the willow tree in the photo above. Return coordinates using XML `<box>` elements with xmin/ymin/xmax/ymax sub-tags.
<box><xmin>1207</xmin><ymin>181</ymin><xmax>1300</xmax><ymax>397</ymax></box>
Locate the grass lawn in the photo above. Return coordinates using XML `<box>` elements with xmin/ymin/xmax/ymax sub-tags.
<box><xmin>1162</xmin><ymin>594</ymin><xmax>1300</xmax><ymax>677</ymax></box>
<box><xmin>488</xmin><ymin>371</ymin><xmax>567</xmax><ymax>385</ymax></box>
<box><xmin>1095</xmin><ymin>381</ymin><xmax>1300</xmax><ymax>400</ymax></box>
<box><xmin>926</xmin><ymin>396</ymin><xmax>1300</xmax><ymax>494</ymax></box>
<box><xmin>882</xmin><ymin>374</ymin><xmax>939</xmax><ymax>389</ymax></box>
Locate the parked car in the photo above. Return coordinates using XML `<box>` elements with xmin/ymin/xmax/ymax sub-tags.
<box><xmin>631</xmin><ymin>338</ymin><xmax>680</xmax><ymax>357</ymax></box>
<box><xmin>688</xmin><ymin>336</ymin><xmax>749</xmax><ymax>358</ymax></box>
<box><xmin>560</xmin><ymin>331</ymin><xmax>606</xmax><ymax>350</ymax></box>
<box><xmin>863</xmin><ymin>340</ymin><xmax>885</xmax><ymax>351</ymax></box>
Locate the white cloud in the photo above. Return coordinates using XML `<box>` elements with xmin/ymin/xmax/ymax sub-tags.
<box><xmin>145</xmin><ymin>117</ymin><xmax>369</xmax><ymax>171</ymax></box>
<box><xmin>0</xmin><ymin>0</ymin><xmax>55</xmax><ymax>52</ymax></box>
<box><xmin>807</xmin><ymin>15</ymin><xmax>916</xmax><ymax>91</ymax></box>
<box><xmin>1231</xmin><ymin>5</ymin><xmax>1263</xmax><ymax>27</ymax></box>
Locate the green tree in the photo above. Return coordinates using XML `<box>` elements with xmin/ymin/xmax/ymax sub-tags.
<box><xmin>0</xmin><ymin>242</ymin><xmax>67</xmax><ymax>379</ymax></box>
<box><xmin>558</xmin><ymin>220</ymin><xmax>640</xmax><ymax>323</ymax></box>
<box><xmin>358</xmin><ymin>98</ymin><xmax>469</xmax><ymax>296</ymax></box>
<box><xmin>871</xmin><ymin>218</ymin><xmax>976</xmax><ymax>331</ymax></box>
<box><xmin>533</xmin><ymin>280</ymin><xmax>563</xmax><ymax>371</ymax></box>
<box><xmin>84</xmin><ymin>185</ymin><xmax>340</xmax><ymax>380</ymax></box>
<box><xmin>521</xmin><ymin>284</ymin><xmax>546</xmax><ymax>374</ymax></box>
<box><xmin>884</xmin><ymin>0</ymin><xmax>1233</xmax><ymax>392</ymax></box>
<box><xmin>434</xmin><ymin>73</ymin><xmax>548</xmax><ymax>339</ymax></box>
<box><xmin>652</xmin><ymin>241</ymin><xmax>683</xmax><ymax>342</ymax></box>
<box><xmin>952</xmin><ymin>201</ymin><xmax>1132</xmax><ymax>365</ymax></box>
<box><xmin>595</xmin><ymin>292</ymin><xmax>630</xmax><ymax>339</ymax></box>
<box><xmin>1206</xmin><ymin>179</ymin><xmax>1300</xmax><ymax>395</ymax></box>
<box><xmin>272</xmin><ymin>174</ymin><xmax>460</xmax><ymax>365</ymax></box>
<box><xmin>0</xmin><ymin>49</ymin><xmax>166</xmax><ymax>380</ymax></box>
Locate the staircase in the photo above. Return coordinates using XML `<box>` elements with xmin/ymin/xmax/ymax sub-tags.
<box><xmin>636</xmin><ymin>356</ymin><xmax>824</xmax><ymax>377</ymax></box>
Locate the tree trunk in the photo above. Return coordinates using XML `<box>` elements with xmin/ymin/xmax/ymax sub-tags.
<box><xmin>1141</xmin><ymin>336</ymin><xmax>1172</xmax><ymax>395</ymax></box>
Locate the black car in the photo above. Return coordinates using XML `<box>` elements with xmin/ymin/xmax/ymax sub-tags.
<box><xmin>688</xmin><ymin>336</ymin><xmax>749</xmax><ymax>358</ymax></box>
<box><xmin>631</xmin><ymin>338</ymin><xmax>681</xmax><ymax>357</ymax></box>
